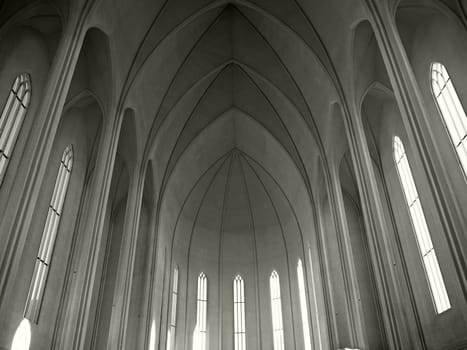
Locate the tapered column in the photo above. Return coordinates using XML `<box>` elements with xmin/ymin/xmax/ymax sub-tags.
<box><xmin>0</xmin><ymin>4</ymin><xmax>91</xmax><ymax>307</ymax></box>
<box><xmin>339</xmin><ymin>98</ymin><xmax>421</xmax><ymax>349</ymax></box>
<box><xmin>107</xmin><ymin>163</ymin><xmax>145</xmax><ymax>349</ymax></box>
<box><xmin>323</xmin><ymin>164</ymin><xmax>366</xmax><ymax>348</ymax></box>
<box><xmin>363</xmin><ymin>0</ymin><xmax>467</xmax><ymax>301</ymax></box>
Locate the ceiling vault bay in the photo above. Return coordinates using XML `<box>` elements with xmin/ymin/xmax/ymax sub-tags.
<box><xmin>98</xmin><ymin>0</ymin><xmax>357</xmax><ymax>230</ymax></box>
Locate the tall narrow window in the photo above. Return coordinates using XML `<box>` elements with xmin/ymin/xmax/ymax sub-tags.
<box><xmin>297</xmin><ymin>259</ymin><xmax>312</xmax><ymax>350</ymax></box>
<box><xmin>393</xmin><ymin>136</ymin><xmax>451</xmax><ymax>313</ymax></box>
<box><xmin>233</xmin><ymin>275</ymin><xmax>246</xmax><ymax>350</ymax></box>
<box><xmin>0</xmin><ymin>73</ymin><xmax>31</xmax><ymax>185</ymax></box>
<box><xmin>269</xmin><ymin>271</ymin><xmax>284</xmax><ymax>350</ymax></box>
<box><xmin>431</xmin><ymin>62</ymin><xmax>467</xmax><ymax>175</ymax></box>
<box><xmin>193</xmin><ymin>272</ymin><xmax>207</xmax><ymax>350</ymax></box>
<box><xmin>167</xmin><ymin>265</ymin><xmax>179</xmax><ymax>350</ymax></box>
<box><xmin>24</xmin><ymin>145</ymin><xmax>73</xmax><ymax>322</ymax></box>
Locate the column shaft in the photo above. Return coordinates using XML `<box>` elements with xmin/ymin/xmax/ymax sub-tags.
<box><xmin>340</xmin><ymin>100</ymin><xmax>416</xmax><ymax>349</ymax></box>
<box><xmin>107</xmin><ymin>164</ymin><xmax>145</xmax><ymax>349</ymax></box>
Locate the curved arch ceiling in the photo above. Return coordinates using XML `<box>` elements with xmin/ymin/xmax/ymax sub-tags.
<box><xmin>86</xmin><ymin>0</ymin><xmax>367</xmax><ymax>248</ymax></box>
<box><xmin>158</xmin><ymin>110</ymin><xmax>315</xmax><ymax>257</ymax></box>
<box><xmin>123</xmin><ymin>3</ymin><xmax>342</xmax><ymax>198</ymax></box>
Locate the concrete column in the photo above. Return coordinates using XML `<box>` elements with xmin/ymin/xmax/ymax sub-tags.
<box><xmin>54</xmin><ymin>103</ymin><xmax>122</xmax><ymax>349</ymax></box>
<box><xmin>363</xmin><ymin>0</ymin><xmax>467</xmax><ymax>302</ymax></box>
<box><xmin>339</xmin><ymin>95</ymin><xmax>421</xmax><ymax>349</ymax></box>
<box><xmin>323</xmin><ymin>163</ymin><xmax>366</xmax><ymax>349</ymax></box>
<box><xmin>138</xmin><ymin>211</ymin><xmax>162</xmax><ymax>350</ymax></box>
<box><xmin>107</xmin><ymin>162</ymin><xmax>146</xmax><ymax>350</ymax></box>
<box><xmin>0</xmin><ymin>4</ymin><xmax>91</xmax><ymax>308</ymax></box>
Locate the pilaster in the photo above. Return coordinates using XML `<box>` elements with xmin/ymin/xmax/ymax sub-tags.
<box><xmin>339</xmin><ymin>100</ymin><xmax>416</xmax><ymax>349</ymax></box>
<box><xmin>54</xmin><ymin>104</ymin><xmax>120</xmax><ymax>349</ymax></box>
<box><xmin>323</xmin><ymin>163</ymin><xmax>367</xmax><ymax>349</ymax></box>
<box><xmin>107</xmin><ymin>161</ymin><xmax>146</xmax><ymax>349</ymax></box>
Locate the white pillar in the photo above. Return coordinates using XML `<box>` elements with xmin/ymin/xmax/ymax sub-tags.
<box><xmin>322</xmin><ymin>162</ymin><xmax>367</xmax><ymax>349</ymax></box>
<box><xmin>107</xmin><ymin>161</ymin><xmax>146</xmax><ymax>349</ymax></box>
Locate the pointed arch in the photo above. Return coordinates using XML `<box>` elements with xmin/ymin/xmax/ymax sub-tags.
<box><xmin>430</xmin><ymin>62</ymin><xmax>467</xmax><ymax>177</ymax></box>
<box><xmin>193</xmin><ymin>272</ymin><xmax>208</xmax><ymax>350</ymax></box>
<box><xmin>269</xmin><ymin>270</ymin><xmax>285</xmax><ymax>350</ymax></box>
<box><xmin>0</xmin><ymin>73</ymin><xmax>31</xmax><ymax>185</ymax></box>
<box><xmin>24</xmin><ymin>145</ymin><xmax>73</xmax><ymax>322</ymax></box>
<box><xmin>393</xmin><ymin>136</ymin><xmax>450</xmax><ymax>314</ymax></box>
<box><xmin>233</xmin><ymin>274</ymin><xmax>246</xmax><ymax>350</ymax></box>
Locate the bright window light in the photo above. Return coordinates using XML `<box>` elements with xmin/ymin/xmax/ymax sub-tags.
<box><xmin>167</xmin><ymin>265</ymin><xmax>179</xmax><ymax>350</ymax></box>
<box><xmin>11</xmin><ymin>318</ymin><xmax>31</xmax><ymax>350</ymax></box>
<box><xmin>233</xmin><ymin>275</ymin><xmax>246</xmax><ymax>350</ymax></box>
<box><xmin>393</xmin><ymin>136</ymin><xmax>451</xmax><ymax>313</ymax></box>
<box><xmin>193</xmin><ymin>272</ymin><xmax>208</xmax><ymax>350</ymax></box>
<box><xmin>0</xmin><ymin>73</ymin><xmax>31</xmax><ymax>186</ymax></box>
<box><xmin>149</xmin><ymin>320</ymin><xmax>156</xmax><ymax>350</ymax></box>
<box><xmin>297</xmin><ymin>259</ymin><xmax>312</xmax><ymax>350</ymax></box>
<box><xmin>269</xmin><ymin>270</ymin><xmax>285</xmax><ymax>350</ymax></box>
<box><xmin>431</xmin><ymin>62</ymin><xmax>467</xmax><ymax>176</ymax></box>
<box><xmin>24</xmin><ymin>145</ymin><xmax>73</xmax><ymax>323</ymax></box>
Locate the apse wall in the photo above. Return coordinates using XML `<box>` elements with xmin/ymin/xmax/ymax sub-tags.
<box><xmin>169</xmin><ymin>152</ymin><xmax>303</xmax><ymax>350</ymax></box>
<box><xmin>154</xmin><ymin>107</ymin><xmax>319</xmax><ymax>350</ymax></box>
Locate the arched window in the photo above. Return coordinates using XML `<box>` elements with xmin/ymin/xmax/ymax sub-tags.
<box><xmin>269</xmin><ymin>270</ymin><xmax>284</xmax><ymax>350</ymax></box>
<box><xmin>233</xmin><ymin>275</ymin><xmax>246</xmax><ymax>350</ymax></box>
<box><xmin>393</xmin><ymin>136</ymin><xmax>451</xmax><ymax>314</ymax></box>
<box><xmin>193</xmin><ymin>272</ymin><xmax>207</xmax><ymax>350</ymax></box>
<box><xmin>431</xmin><ymin>62</ymin><xmax>467</xmax><ymax>176</ymax></box>
<box><xmin>297</xmin><ymin>259</ymin><xmax>312</xmax><ymax>350</ymax></box>
<box><xmin>11</xmin><ymin>318</ymin><xmax>31</xmax><ymax>350</ymax></box>
<box><xmin>24</xmin><ymin>145</ymin><xmax>73</xmax><ymax>323</ymax></box>
<box><xmin>0</xmin><ymin>73</ymin><xmax>31</xmax><ymax>186</ymax></box>
<box><xmin>167</xmin><ymin>265</ymin><xmax>179</xmax><ymax>350</ymax></box>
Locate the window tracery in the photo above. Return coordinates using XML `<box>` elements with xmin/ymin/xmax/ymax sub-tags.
<box><xmin>431</xmin><ymin>62</ymin><xmax>467</xmax><ymax>176</ymax></box>
<box><xmin>193</xmin><ymin>272</ymin><xmax>208</xmax><ymax>350</ymax></box>
<box><xmin>270</xmin><ymin>270</ymin><xmax>285</xmax><ymax>350</ymax></box>
<box><xmin>0</xmin><ymin>73</ymin><xmax>31</xmax><ymax>185</ymax></box>
<box><xmin>393</xmin><ymin>136</ymin><xmax>451</xmax><ymax>314</ymax></box>
<box><xmin>24</xmin><ymin>145</ymin><xmax>73</xmax><ymax>323</ymax></box>
<box><xmin>233</xmin><ymin>275</ymin><xmax>246</xmax><ymax>350</ymax></box>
